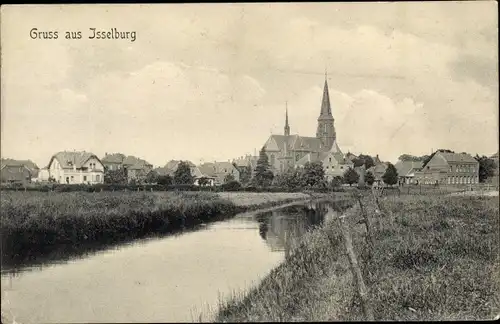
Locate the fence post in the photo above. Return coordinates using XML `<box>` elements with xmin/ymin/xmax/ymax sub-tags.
<box><xmin>338</xmin><ymin>213</ymin><xmax>375</xmax><ymax>321</ymax></box>
<box><xmin>356</xmin><ymin>194</ymin><xmax>374</xmax><ymax>256</ymax></box>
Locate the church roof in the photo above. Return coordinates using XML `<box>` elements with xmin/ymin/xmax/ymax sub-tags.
<box><xmin>266</xmin><ymin>134</ymin><xmax>325</xmax><ymax>153</ymax></box>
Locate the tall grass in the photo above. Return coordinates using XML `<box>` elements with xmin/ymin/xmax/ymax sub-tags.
<box><xmin>215</xmin><ymin>194</ymin><xmax>499</xmax><ymax>321</ymax></box>
<box><xmin>1</xmin><ymin>191</ymin><xmax>309</xmax><ymax>267</ymax></box>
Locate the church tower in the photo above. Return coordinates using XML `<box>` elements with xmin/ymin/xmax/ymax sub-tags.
<box><xmin>316</xmin><ymin>73</ymin><xmax>336</xmax><ymax>150</ymax></box>
<box><xmin>284</xmin><ymin>101</ymin><xmax>290</xmax><ymax>136</ymax></box>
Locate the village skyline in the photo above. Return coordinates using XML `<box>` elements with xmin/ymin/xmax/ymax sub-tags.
<box><xmin>1</xmin><ymin>3</ymin><xmax>498</xmax><ymax>168</ymax></box>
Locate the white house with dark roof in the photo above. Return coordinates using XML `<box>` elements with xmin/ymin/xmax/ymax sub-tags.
<box><xmin>46</xmin><ymin>151</ymin><xmax>104</xmax><ymax>184</ymax></box>
<box><xmin>262</xmin><ymin>76</ymin><xmax>342</xmax><ymax>175</ymax></box>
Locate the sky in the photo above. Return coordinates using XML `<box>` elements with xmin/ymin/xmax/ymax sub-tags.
<box><xmin>1</xmin><ymin>2</ymin><xmax>498</xmax><ymax>168</ymax></box>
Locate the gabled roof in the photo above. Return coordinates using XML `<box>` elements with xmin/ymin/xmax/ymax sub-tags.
<box><xmin>1</xmin><ymin>159</ymin><xmax>39</xmax><ymax>177</ymax></box>
<box><xmin>154</xmin><ymin>167</ymin><xmax>170</xmax><ymax>176</ymax></box>
<box><xmin>123</xmin><ymin>155</ymin><xmax>152</xmax><ymax>167</ymax></box>
<box><xmin>367</xmin><ymin>163</ymin><xmax>388</xmax><ymax>174</ymax></box>
<box><xmin>1</xmin><ymin>158</ymin><xmax>39</xmax><ymax>169</ymax></box>
<box><xmin>102</xmin><ymin>153</ymin><xmax>126</xmax><ymax>164</ymax></box>
<box><xmin>164</xmin><ymin>160</ymin><xmax>196</xmax><ymax>172</ymax></box>
<box><xmin>395</xmin><ymin>160</ymin><xmax>423</xmax><ymax>177</ymax></box>
<box><xmin>265</xmin><ymin>134</ymin><xmax>325</xmax><ymax>153</ymax></box>
<box><xmin>198</xmin><ymin>162</ymin><xmax>236</xmax><ymax>177</ymax></box>
<box><xmin>438</xmin><ymin>152</ymin><xmax>477</xmax><ymax>164</ymax></box>
<box><xmin>345</xmin><ymin>152</ymin><xmax>357</xmax><ymax>161</ymax></box>
<box><xmin>49</xmin><ymin>151</ymin><xmax>101</xmax><ymax>169</ymax></box>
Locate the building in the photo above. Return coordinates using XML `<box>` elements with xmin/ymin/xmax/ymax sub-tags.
<box><xmin>46</xmin><ymin>151</ymin><xmax>105</xmax><ymax>184</ymax></box>
<box><xmin>262</xmin><ymin>75</ymin><xmax>352</xmax><ymax>178</ymax></box>
<box><xmin>395</xmin><ymin>160</ymin><xmax>424</xmax><ymax>185</ymax></box>
<box><xmin>0</xmin><ymin>158</ymin><xmax>39</xmax><ymax>184</ymax></box>
<box><xmin>233</xmin><ymin>154</ymin><xmax>259</xmax><ymax>176</ymax></box>
<box><xmin>101</xmin><ymin>153</ymin><xmax>126</xmax><ymax>171</ymax></box>
<box><xmin>366</xmin><ymin>158</ymin><xmax>389</xmax><ymax>186</ymax></box>
<box><xmin>0</xmin><ymin>165</ymin><xmax>32</xmax><ymax>185</ymax></box>
<box><xmin>122</xmin><ymin>156</ymin><xmax>153</xmax><ymax>183</ymax></box>
<box><xmin>157</xmin><ymin>160</ymin><xmax>214</xmax><ymax>186</ymax></box>
<box><xmin>198</xmin><ymin>161</ymin><xmax>240</xmax><ymax>185</ymax></box>
<box><xmin>295</xmin><ymin>140</ymin><xmax>354</xmax><ymax>182</ymax></box>
<box><xmin>101</xmin><ymin>153</ymin><xmax>153</xmax><ymax>183</ymax></box>
<box><xmin>414</xmin><ymin>151</ymin><xmax>479</xmax><ymax>185</ymax></box>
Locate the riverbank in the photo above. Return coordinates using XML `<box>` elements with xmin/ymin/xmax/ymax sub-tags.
<box><xmin>215</xmin><ymin>194</ymin><xmax>500</xmax><ymax>321</ymax></box>
<box><xmin>0</xmin><ymin>191</ymin><xmax>324</xmax><ymax>267</ymax></box>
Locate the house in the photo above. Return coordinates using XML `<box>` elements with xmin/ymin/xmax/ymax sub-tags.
<box><xmin>159</xmin><ymin>160</ymin><xmax>214</xmax><ymax>186</ymax></box>
<box><xmin>46</xmin><ymin>151</ymin><xmax>105</xmax><ymax>184</ymax></box>
<box><xmin>366</xmin><ymin>159</ymin><xmax>389</xmax><ymax>186</ymax></box>
<box><xmin>101</xmin><ymin>153</ymin><xmax>126</xmax><ymax>171</ymax></box>
<box><xmin>122</xmin><ymin>155</ymin><xmax>153</xmax><ymax>183</ymax></box>
<box><xmin>0</xmin><ymin>165</ymin><xmax>32</xmax><ymax>185</ymax></box>
<box><xmin>232</xmin><ymin>154</ymin><xmax>259</xmax><ymax>182</ymax></box>
<box><xmin>414</xmin><ymin>151</ymin><xmax>479</xmax><ymax>185</ymax></box>
<box><xmin>198</xmin><ymin>161</ymin><xmax>240</xmax><ymax>185</ymax></box>
<box><xmin>1</xmin><ymin>158</ymin><xmax>39</xmax><ymax>182</ymax></box>
<box><xmin>294</xmin><ymin>140</ymin><xmax>354</xmax><ymax>182</ymax></box>
<box><xmin>395</xmin><ymin>160</ymin><xmax>424</xmax><ymax>185</ymax></box>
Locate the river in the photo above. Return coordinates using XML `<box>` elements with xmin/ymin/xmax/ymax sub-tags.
<box><xmin>1</xmin><ymin>199</ymin><xmax>347</xmax><ymax>323</ymax></box>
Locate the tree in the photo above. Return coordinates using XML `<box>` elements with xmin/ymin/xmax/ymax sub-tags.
<box><xmin>398</xmin><ymin>154</ymin><xmax>427</xmax><ymax>162</ymax></box>
<box><xmin>343</xmin><ymin>167</ymin><xmax>359</xmax><ymax>186</ymax></box>
<box><xmin>237</xmin><ymin>166</ymin><xmax>252</xmax><ymax>185</ymax></box>
<box><xmin>365</xmin><ymin>171</ymin><xmax>375</xmax><ymax>186</ymax></box>
<box><xmin>329</xmin><ymin>176</ymin><xmax>343</xmax><ymax>189</ymax></box>
<box><xmin>382</xmin><ymin>163</ymin><xmax>398</xmax><ymax>186</ymax></box>
<box><xmin>222</xmin><ymin>180</ymin><xmax>241</xmax><ymax>191</ymax></box>
<box><xmin>197</xmin><ymin>176</ymin><xmax>211</xmax><ymax>187</ymax></box>
<box><xmin>253</xmin><ymin>147</ymin><xmax>274</xmax><ymax>187</ymax></box>
<box><xmin>475</xmin><ymin>155</ymin><xmax>497</xmax><ymax>183</ymax></box>
<box><xmin>353</xmin><ymin>154</ymin><xmax>375</xmax><ymax>169</ymax></box>
<box><xmin>301</xmin><ymin>161</ymin><xmax>325</xmax><ymax>187</ymax></box>
<box><xmin>104</xmin><ymin>168</ymin><xmax>127</xmax><ymax>184</ymax></box>
<box><xmin>274</xmin><ymin>168</ymin><xmax>303</xmax><ymax>189</ymax></box>
<box><xmin>174</xmin><ymin>161</ymin><xmax>194</xmax><ymax>185</ymax></box>
<box><xmin>145</xmin><ymin>170</ymin><xmax>159</xmax><ymax>184</ymax></box>
<box><xmin>157</xmin><ymin>175</ymin><xmax>173</xmax><ymax>186</ymax></box>
<box><xmin>224</xmin><ymin>173</ymin><xmax>235</xmax><ymax>183</ymax></box>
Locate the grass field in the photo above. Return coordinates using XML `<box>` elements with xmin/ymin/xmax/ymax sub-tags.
<box><xmin>0</xmin><ymin>190</ymin><xmax>313</xmax><ymax>266</ymax></box>
<box><xmin>215</xmin><ymin>194</ymin><xmax>500</xmax><ymax>321</ymax></box>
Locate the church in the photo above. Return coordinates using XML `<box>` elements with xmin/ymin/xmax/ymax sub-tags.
<box><xmin>262</xmin><ymin>75</ymin><xmax>354</xmax><ymax>182</ymax></box>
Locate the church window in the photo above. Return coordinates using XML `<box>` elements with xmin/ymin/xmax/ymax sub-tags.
<box><xmin>329</xmin><ymin>157</ymin><xmax>332</xmax><ymax>162</ymax></box>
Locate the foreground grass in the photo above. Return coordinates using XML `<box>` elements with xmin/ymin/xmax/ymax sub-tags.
<box><xmin>215</xmin><ymin>194</ymin><xmax>500</xmax><ymax>321</ymax></box>
<box><xmin>1</xmin><ymin>191</ymin><xmax>313</xmax><ymax>266</ymax></box>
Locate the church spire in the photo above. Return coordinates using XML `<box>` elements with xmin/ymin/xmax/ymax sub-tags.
<box><xmin>284</xmin><ymin>101</ymin><xmax>290</xmax><ymax>136</ymax></box>
<box><xmin>319</xmin><ymin>72</ymin><xmax>333</xmax><ymax>119</ymax></box>
<box><xmin>316</xmin><ymin>73</ymin><xmax>336</xmax><ymax>150</ymax></box>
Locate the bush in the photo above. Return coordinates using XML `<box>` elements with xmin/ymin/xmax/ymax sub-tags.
<box><xmin>221</xmin><ymin>180</ymin><xmax>242</xmax><ymax>191</ymax></box>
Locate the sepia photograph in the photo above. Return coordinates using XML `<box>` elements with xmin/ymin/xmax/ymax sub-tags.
<box><xmin>1</xmin><ymin>2</ymin><xmax>499</xmax><ymax>323</ymax></box>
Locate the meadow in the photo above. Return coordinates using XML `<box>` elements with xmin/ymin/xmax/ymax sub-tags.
<box><xmin>215</xmin><ymin>193</ymin><xmax>500</xmax><ymax>321</ymax></box>
<box><xmin>0</xmin><ymin>190</ymin><xmax>312</xmax><ymax>266</ymax></box>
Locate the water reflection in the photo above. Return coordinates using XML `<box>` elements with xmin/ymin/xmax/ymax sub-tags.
<box><xmin>255</xmin><ymin>200</ymin><xmax>347</xmax><ymax>254</ymax></box>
